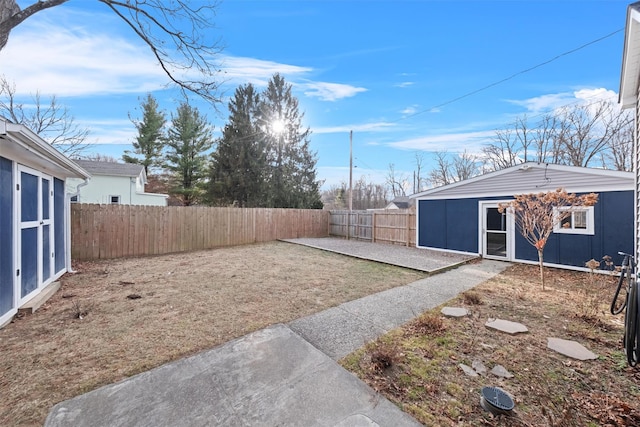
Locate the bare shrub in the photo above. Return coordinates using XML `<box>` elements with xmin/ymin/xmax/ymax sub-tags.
<box><xmin>369</xmin><ymin>341</ymin><xmax>403</xmax><ymax>371</ymax></box>
<box><xmin>408</xmin><ymin>313</ymin><xmax>446</xmax><ymax>336</ymax></box>
<box><xmin>462</xmin><ymin>291</ymin><xmax>483</xmax><ymax>305</ymax></box>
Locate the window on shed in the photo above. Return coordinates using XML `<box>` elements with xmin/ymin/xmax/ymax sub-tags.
<box><xmin>554</xmin><ymin>207</ymin><xmax>594</xmax><ymax>235</ymax></box>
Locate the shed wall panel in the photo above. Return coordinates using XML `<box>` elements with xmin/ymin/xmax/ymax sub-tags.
<box><xmin>0</xmin><ymin>156</ymin><xmax>14</xmax><ymax>317</ymax></box>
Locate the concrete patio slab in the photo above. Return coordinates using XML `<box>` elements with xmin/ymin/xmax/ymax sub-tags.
<box><xmin>45</xmin><ymin>325</ymin><xmax>421</xmax><ymax>427</ymax></box>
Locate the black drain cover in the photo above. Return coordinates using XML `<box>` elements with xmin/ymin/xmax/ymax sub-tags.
<box><xmin>480</xmin><ymin>386</ymin><xmax>514</xmax><ymax>415</ymax></box>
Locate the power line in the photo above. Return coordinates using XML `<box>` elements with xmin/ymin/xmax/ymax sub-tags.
<box><xmin>393</xmin><ymin>28</ymin><xmax>624</xmax><ymax>124</ymax></box>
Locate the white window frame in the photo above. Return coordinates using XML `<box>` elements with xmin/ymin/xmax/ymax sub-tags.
<box><xmin>553</xmin><ymin>206</ymin><xmax>594</xmax><ymax>235</ymax></box>
<box><xmin>109</xmin><ymin>195</ymin><xmax>120</xmax><ymax>204</ymax></box>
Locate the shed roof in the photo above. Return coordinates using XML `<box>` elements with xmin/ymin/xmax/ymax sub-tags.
<box><xmin>0</xmin><ymin>118</ymin><xmax>90</xmax><ymax>179</ymax></box>
<box><xmin>74</xmin><ymin>160</ymin><xmax>145</xmax><ymax>178</ymax></box>
<box><xmin>620</xmin><ymin>2</ymin><xmax>640</xmax><ymax>108</ymax></box>
<box><xmin>411</xmin><ymin>163</ymin><xmax>633</xmax><ymax>200</ymax></box>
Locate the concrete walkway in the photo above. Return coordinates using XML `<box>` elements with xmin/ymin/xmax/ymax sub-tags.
<box><xmin>45</xmin><ymin>242</ymin><xmax>509</xmax><ymax>427</ymax></box>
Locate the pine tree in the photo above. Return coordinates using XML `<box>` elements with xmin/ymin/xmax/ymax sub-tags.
<box><xmin>258</xmin><ymin>73</ymin><xmax>323</xmax><ymax>209</ymax></box>
<box><xmin>209</xmin><ymin>84</ymin><xmax>267</xmax><ymax>207</ymax></box>
<box><xmin>164</xmin><ymin>102</ymin><xmax>214</xmax><ymax>206</ymax></box>
<box><xmin>123</xmin><ymin>94</ymin><xmax>166</xmax><ymax>175</ymax></box>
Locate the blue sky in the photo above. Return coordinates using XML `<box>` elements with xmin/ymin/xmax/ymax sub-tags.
<box><xmin>0</xmin><ymin>0</ymin><xmax>632</xmax><ymax>192</ymax></box>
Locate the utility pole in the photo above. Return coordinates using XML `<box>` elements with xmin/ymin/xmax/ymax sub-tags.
<box><xmin>349</xmin><ymin>130</ymin><xmax>353</xmax><ymax>211</ymax></box>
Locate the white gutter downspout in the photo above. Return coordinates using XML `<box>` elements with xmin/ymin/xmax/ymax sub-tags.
<box><xmin>65</xmin><ymin>179</ymin><xmax>89</xmax><ymax>273</ymax></box>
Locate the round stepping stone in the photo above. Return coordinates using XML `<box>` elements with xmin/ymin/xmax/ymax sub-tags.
<box><xmin>441</xmin><ymin>307</ymin><xmax>469</xmax><ymax>317</ymax></box>
<box><xmin>485</xmin><ymin>318</ymin><xmax>528</xmax><ymax>335</ymax></box>
<box><xmin>547</xmin><ymin>337</ymin><xmax>597</xmax><ymax>361</ymax></box>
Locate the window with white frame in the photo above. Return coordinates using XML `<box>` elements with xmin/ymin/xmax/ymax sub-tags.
<box><xmin>553</xmin><ymin>206</ymin><xmax>594</xmax><ymax>235</ymax></box>
<box><xmin>110</xmin><ymin>195</ymin><xmax>120</xmax><ymax>204</ymax></box>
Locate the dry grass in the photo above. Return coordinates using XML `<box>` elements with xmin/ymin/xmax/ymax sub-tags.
<box><xmin>341</xmin><ymin>264</ymin><xmax>640</xmax><ymax>426</ymax></box>
<box><xmin>0</xmin><ymin>241</ymin><xmax>426</xmax><ymax>426</ymax></box>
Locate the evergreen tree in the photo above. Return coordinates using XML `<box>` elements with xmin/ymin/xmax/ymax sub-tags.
<box><xmin>164</xmin><ymin>102</ymin><xmax>214</xmax><ymax>206</ymax></box>
<box><xmin>209</xmin><ymin>84</ymin><xmax>267</xmax><ymax>207</ymax></box>
<box><xmin>258</xmin><ymin>73</ymin><xmax>323</xmax><ymax>209</ymax></box>
<box><xmin>123</xmin><ymin>94</ymin><xmax>166</xmax><ymax>175</ymax></box>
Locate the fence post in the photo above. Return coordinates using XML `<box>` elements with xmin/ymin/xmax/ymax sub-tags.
<box><xmin>372</xmin><ymin>211</ymin><xmax>376</xmax><ymax>243</ymax></box>
<box><xmin>406</xmin><ymin>210</ymin><xmax>410</xmax><ymax>246</ymax></box>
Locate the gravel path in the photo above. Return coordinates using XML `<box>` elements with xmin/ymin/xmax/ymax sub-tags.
<box><xmin>281</xmin><ymin>237</ymin><xmax>477</xmax><ymax>273</ymax></box>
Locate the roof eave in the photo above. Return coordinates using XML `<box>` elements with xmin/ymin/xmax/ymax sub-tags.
<box><xmin>619</xmin><ymin>3</ymin><xmax>640</xmax><ymax>109</ymax></box>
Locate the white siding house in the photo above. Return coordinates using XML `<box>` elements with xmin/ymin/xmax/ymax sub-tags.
<box><xmin>620</xmin><ymin>1</ymin><xmax>640</xmax><ymax>262</ymax></box>
<box><xmin>68</xmin><ymin>160</ymin><xmax>168</xmax><ymax>206</ymax></box>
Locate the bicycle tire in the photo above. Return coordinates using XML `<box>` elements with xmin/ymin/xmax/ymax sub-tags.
<box><xmin>611</xmin><ymin>266</ymin><xmax>630</xmax><ymax>315</ymax></box>
<box><xmin>625</xmin><ymin>280</ymin><xmax>640</xmax><ymax>367</ymax></box>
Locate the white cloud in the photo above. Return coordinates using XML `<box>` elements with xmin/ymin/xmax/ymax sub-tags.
<box><xmin>507</xmin><ymin>87</ymin><xmax>619</xmax><ymax>114</ymax></box>
<box><xmin>395</xmin><ymin>82</ymin><xmax>414</xmax><ymax>88</ymax></box>
<box><xmin>387</xmin><ymin>130</ymin><xmax>496</xmax><ymax>152</ymax></box>
<box><xmin>302</xmin><ymin>81</ymin><xmax>367</xmax><ymax>101</ymax></box>
<box><xmin>401</xmin><ymin>105</ymin><xmax>418</xmax><ymax>115</ymax></box>
<box><xmin>313</xmin><ymin>122</ymin><xmax>396</xmax><ymax>134</ymax></box>
<box><xmin>220</xmin><ymin>56</ymin><xmax>312</xmax><ymax>86</ymax></box>
<box><xmin>0</xmin><ymin>19</ymin><xmax>167</xmax><ymax>97</ymax></box>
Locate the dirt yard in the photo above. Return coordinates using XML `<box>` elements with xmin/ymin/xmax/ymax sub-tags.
<box><xmin>0</xmin><ymin>241</ymin><xmax>427</xmax><ymax>426</ymax></box>
<box><xmin>341</xmin><ymin>264</ymin><xmax>640</xmax><ymax>426</ymax></box>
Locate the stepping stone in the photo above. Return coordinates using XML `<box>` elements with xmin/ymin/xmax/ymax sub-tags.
<box><xmin>458</xmin><ymin>363</ymin><xmax>479</xmax><ymax>377</ymax></box>
<box><xmin>485</xmin><ymin>319</ymin><xmax>528</xmax><ymax>335</ymax></box>
<box><xmin>491</xmin><ymin>365</ymin><xmax>514</xmax><ymax>378</ymax></box>
<box><xmin>441</xmin><ymin>307</ymin><xmax>469</xmax><ymax>317</ymax></box>
<box><xmin>472</xmin><ymin>360</ymin><xmax>487</xmax><ymax>376</ymax></box>
<box><xmin>547</xmin><ymin>337</ymin><xmax>597</xmax><ymax>361</ymax></box>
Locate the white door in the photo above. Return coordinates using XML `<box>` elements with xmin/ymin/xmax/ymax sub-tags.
<box><xmin>17</xmin><ymin>165</ymin><xmax>54</xmax><ymax>304</ymax></box>
<box><xmin>480</xmin><ymin>202</ymin><xmax>513</xmax><ymax>260</ymax></box>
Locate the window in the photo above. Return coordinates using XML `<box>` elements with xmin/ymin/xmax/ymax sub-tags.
<box><xmin>553</xmin><ymin>206</ymin><xmax>594</xmax><ymax>235</ymax></box>
<box><xmin>70</xmin><ymin>195</ymin><xmax>78</xmax><ymax>203</ymax></box>
<box><xmin>110</xmin><ymin>195</ymin><xmax>120</xmax><ymax>204</ymax></box>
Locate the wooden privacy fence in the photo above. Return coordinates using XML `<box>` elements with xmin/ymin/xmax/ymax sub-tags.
<box><xmin>329</xmin><ymin>210</ymin><xmax>416</xmax><ymax>247</ymax></box>
<box><xmin>71</xmin><ymin>204</ymin><xmax>329</xmax><ymax>260</ymax></box>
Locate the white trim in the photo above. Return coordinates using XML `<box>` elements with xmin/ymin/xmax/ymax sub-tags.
<box><xmin>410</xmin><ymin>162</ymin><xmax>633</xmax><ymax>201</ymax></box>
<box><xmin>552</xmin><ymin>206</ymin><xmax>595</xmax><ymax>235</ymax></box>
<box><xmin>513</xmin><ymin>258</ymin><xmax>618</xmax><ymax>275</ymax></box>
<box><xmin>479</xmin><ymin>200</ymin><xmax>515</xmax><ymax>261</ymax></box>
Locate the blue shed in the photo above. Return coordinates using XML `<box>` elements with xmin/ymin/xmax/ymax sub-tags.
<box><xmin>411</xmin><ymin>163</ymin><xmax>634</xmax><ymax>271</ymax></box>
<box><xmin>0</xmin><ymin>118</ymin><xmax>90</xmax><ymax>327</ymax></box>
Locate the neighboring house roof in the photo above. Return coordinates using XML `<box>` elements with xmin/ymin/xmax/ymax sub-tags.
<box><xmin>386</xmin><ymin>196</ymin><xmax>414</xmax><ymax>209</ymax></box>
<box><xmin>74</xmin><ymin>160</ymin><xmax>146</xmax><ymax>183</ymax></box>
<box><xmin>620</xmin><ymin>2</ymin><xmax>640</xmax><ymax>108</ymax></box>
<box><xmin>411</xmin><ymin>162</ymin><xmax>633</xmax><ymax>200</ymax></box>
<box><xmin>0</xmin><ymin>117</ymin><xmax>90</xmax><ymax>179</ymax></box>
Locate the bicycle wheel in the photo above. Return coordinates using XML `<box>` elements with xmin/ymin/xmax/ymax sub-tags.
<box><xmin>625</xmin><ymin>280</ymin><xmax>640</xmax><ymax>367</ymax></box>
<box><xmin>611</xmin><ymin>267</ymin><xmax>630</xmax><ymax>315</ymax></box>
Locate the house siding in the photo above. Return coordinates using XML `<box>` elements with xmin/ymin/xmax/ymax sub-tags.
<box><xmin>418</xmin><ymin>190</ymin><xmax>634</xmax><ymax>269</ymax></box>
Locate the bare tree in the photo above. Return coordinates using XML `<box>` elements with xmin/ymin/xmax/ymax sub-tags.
<box><xmin>413</xmin><ymin>152</ymin><xmax>429</xmax><ymax>193</ymax></box>
<box><xmin>603</xmin><ymin>120</ymin><xmax>633</xmax><ymax>171</ymax></box>
<box><xmin>499</xmin><ymin>189</ymin><xmax>598</xmax><ymax>290</ymax></box>
<box><xmin>482</xmin><ymin>128</ymin><xmax>521</xmax><ymax>172</ymax></box>
<box><xmin>0</xmin><ymin>0</ymin><xmax>223</xmax><ymax>104</ymax></box>
<box><xmin>429</xmin><ymin>150</ymin><xmax>479</xmax><ymax>187</ymax></box>
<box><xmin>532</xmin><ymin>113</ymin><xmax>560</xmax><ymax>164</ymax></box>
<box><xmin>428</xmin><ymin>151</ymin><xmax>453</xmax><ymax>187</ymax></box>
<box><xmin>484</xmin><ymin>100</ymin><xmax>633</xmax><ymax>171</ymax></box>
<box><xmin>386</xmin><ymin>163</ymin><xmax>407</xmax><ymax>197</ymax></box>
<box><xmin>453</xmin><ymin>150</ymin><xmax>479</xmax><ymax>181</ymax></box>
<box><xmin>0</xmin><ymin>76</ymin><xmax>89</xmax><ymax>156</ymax></box>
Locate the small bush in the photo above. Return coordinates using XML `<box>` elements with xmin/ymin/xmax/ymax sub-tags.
<box><xmin>408</xmin><ymin>313</ymin><xmax>446</xmax><ymax>336</ymax></box>
<box><xmin>369</xmin><ymin>341</ymin><xmax>403</xmax><ymax>371</ymax></box>
<box><xmin>462</xmin><ymin>291</ymin><xmax>483</xmax><ymax>305</ymax></box>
